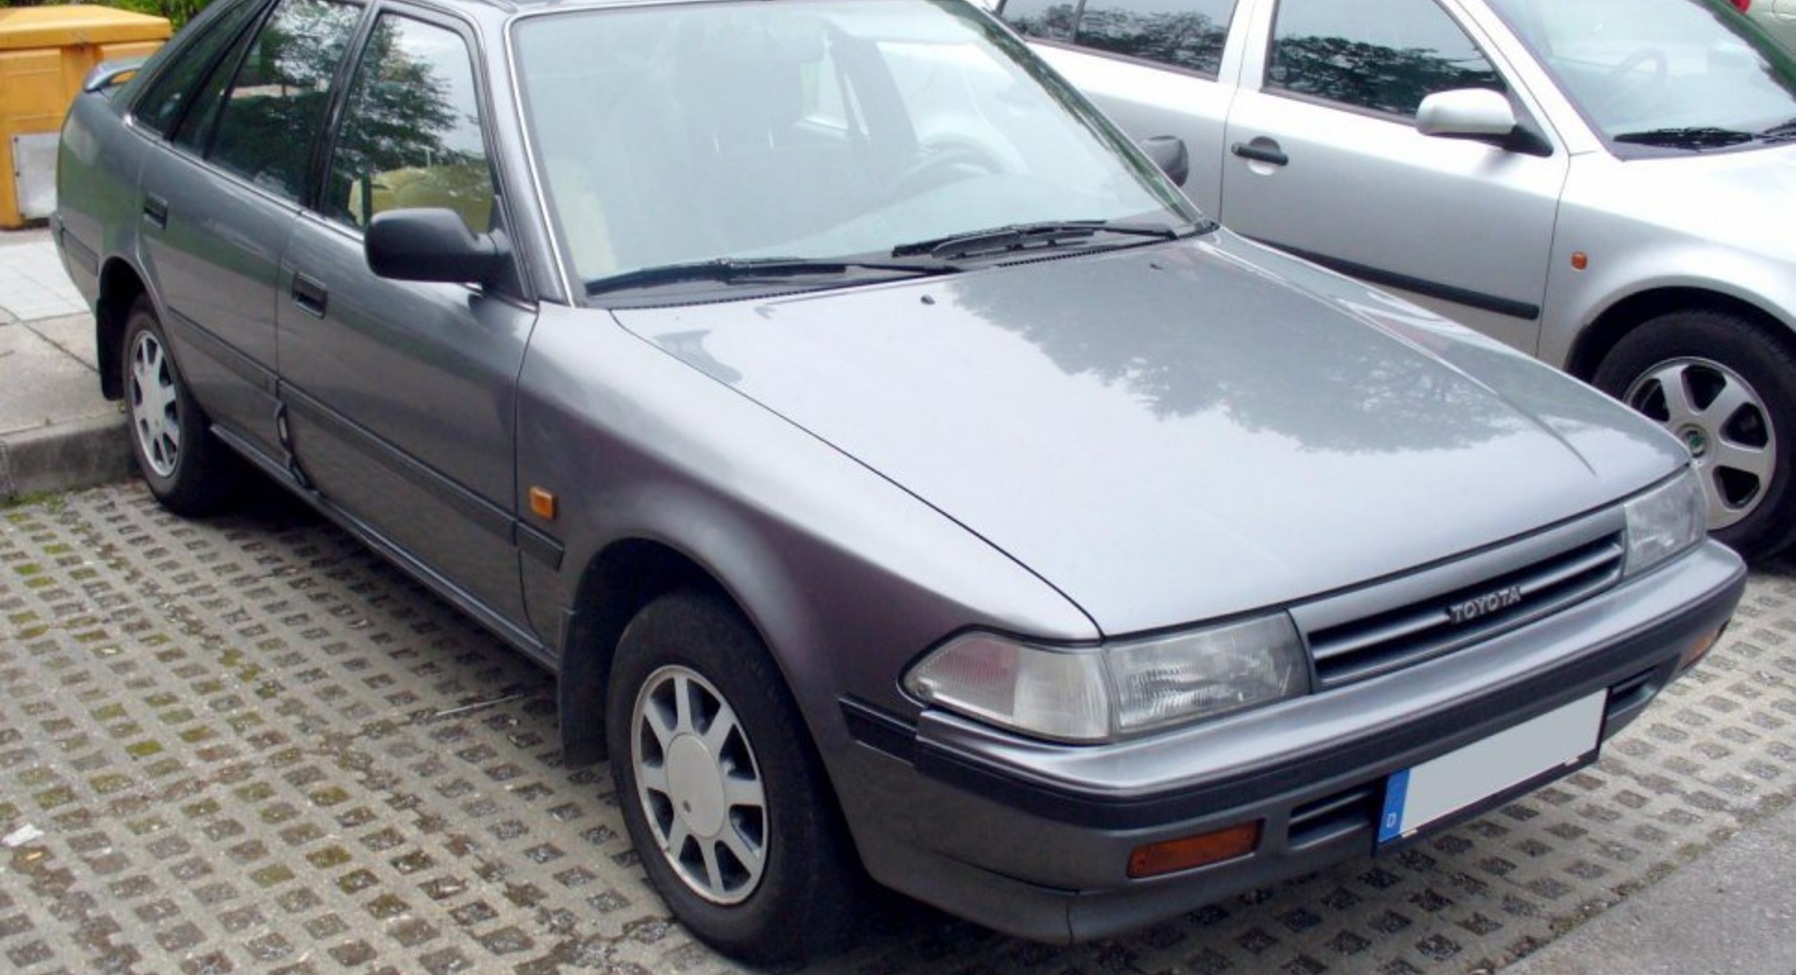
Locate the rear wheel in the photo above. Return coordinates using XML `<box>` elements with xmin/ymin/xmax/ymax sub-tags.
<box><xmin>605</xmin><ymin>590</ymin><xmax>859</xmax><ymax>963</ymax></box>
<box><xmin>1594</xmin><ymin>309</ymin><xmax>1796</xmax><ymax>560</ymax></box>
<box><xmin>123</xmin><ymin>296</ymin><xmax>240</xmax><ymax>514</ymax></box>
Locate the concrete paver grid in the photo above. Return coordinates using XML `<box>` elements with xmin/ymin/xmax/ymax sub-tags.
<box><xmin>0</xmin><ymin>482</ymin><xmax>1791</xmax><ymax>975</ymax></box>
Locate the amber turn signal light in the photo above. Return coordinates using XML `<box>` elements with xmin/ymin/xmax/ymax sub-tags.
<box><xmin>1676</xmin><ymin>624</ymin><xmax>1726</xmax><ymax>673</ymax></box>
<box><xmin>529</xmin><ymin>487</ymin><xmax>557</xmax><ymax>520</ymax></box>
<box><xmin>1127</xmin><ymin>821</ymin><xmax>1261</xmax><ymax>879</ymax></box>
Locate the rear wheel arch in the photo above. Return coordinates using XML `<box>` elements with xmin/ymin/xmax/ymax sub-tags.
<box><xmin>95</xmin><ymin>259</ymin><xmax>148</xmax><ymax>401</ymax></box>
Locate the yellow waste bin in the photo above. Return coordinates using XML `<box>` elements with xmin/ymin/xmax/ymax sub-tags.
<box><xmin>0</xmin><ymin>5</ymin><xmax>170</xmax><ymax>228</ymax></box>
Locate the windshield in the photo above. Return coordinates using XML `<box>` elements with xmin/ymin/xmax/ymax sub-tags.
<box><xmin>511</xmin><ymin>0</ymin><xmax>1196</xmax><ymax>293</ymax></box>
<box><xmin>1487</xmin><ymin>0</ymin><xmax>1796</xmax><ymax>152</ymax></box>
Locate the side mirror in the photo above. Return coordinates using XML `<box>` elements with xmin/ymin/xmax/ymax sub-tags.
<box><xmin>1139</xmin><ymin>135</ymin><xmax>1190</xmax><ymax>187</ymax></box>
<box><xmin>365</xmin><ymin>208</ymin><xmax>510</xmax><ymax>286</ymax></box>
<box><xmin>1416</xmin><ymin>88</ymin><xmax>1553</xmax><ymax>157</ymax></box>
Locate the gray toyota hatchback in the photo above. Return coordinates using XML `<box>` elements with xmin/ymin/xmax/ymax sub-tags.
<box><xmin>55</xmin><ymin>0</ymin><xmax>1744</xmax><ymax>962</ymax></box>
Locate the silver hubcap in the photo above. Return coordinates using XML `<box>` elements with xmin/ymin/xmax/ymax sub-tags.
<box><xmin>1624</xmin><ymin>357</ymin><xmax>1776</xmax><ymax>531</ymax></box>
<box><xmin>128</xmin><ymin>330</ymin><xmax>181</xmax><ymax>479</ymax></box>
<box><xmin>630</xmin><ymin>665</ymin><xmax>767</xmax><ymax>905</ymax></box>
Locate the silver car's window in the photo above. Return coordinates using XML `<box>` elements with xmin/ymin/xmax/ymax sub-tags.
<box><xmin>132</xmin><ymin>0</ymin><xmax>266</xmax><ymax>138</ymax></box>
<box><xmin>998</xmin><ymin>0</ymin><xmax>1076</xmax><ymax>41</ymax></box>
<box><xmin>1072</xmin><ymin>0</ymin><xmax>1236</xmax><ymax>76</ymax></box>
<box><xmin>1487</xmin><ymin>0</ymin><xmax>1796</xmax><ymax>150</ymax></box>
<box><xmin>1000</xmin><ymin>0</ymin><xmax>1237</xmax><ymax>76</ymax></box>
<box><xmin>209</xmin><ymin>0</ymin><xmax>360</xmax><ymax>201</ymax></box>
<box><xmin>514</xmin><ymin>0</ymin><xmax>1194</xmax><ymax>288</ymax></box>
<box><xmin>324</xmin><ymin>15</ymin><xmax>495</xmax><ymax>233</ymax></box>
<box><xmin>1266</xmin><ymin>0</ymin><xmax>1504</xmax><ymax>119</ymax></box>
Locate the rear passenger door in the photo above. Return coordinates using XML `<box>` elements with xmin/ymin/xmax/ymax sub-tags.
<box><xmin>1219</xmin><ymin>0</ymin><xmax>1568</xmax><ymax>352</ymax></box>
<box><xmin>998</xmin><ymin>0</ymin><xmax>1243</xmax><ymax>214</ymax></box>
<box><xmin>278</xmin><ymin>7</ymin><xmax>536</xmax><ymax>633</ymax></box>
<box><xmin>133</xmin><ymin>0</ymin><xmax>362</xmax><ymax>462</ymax></box>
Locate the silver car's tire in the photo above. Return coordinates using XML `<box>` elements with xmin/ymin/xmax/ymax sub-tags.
<box><xmin>1595</xmin><ymin>310</ymin><xmax>1796</xmax><ymax>561</ymax></box>
<box><xmin>122</xmin><ymin>297</ymin><xmax>240</xmax><ymax>515</ymax></box>
<box><xmin>606</xmin><ymin>590</ymin><xmax>859</xmax><ymax>963</ymax></box>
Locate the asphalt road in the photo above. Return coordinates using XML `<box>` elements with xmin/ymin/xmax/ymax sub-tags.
<box><xmin>2</xmin><ymin>481</ymin><xmax>1792</xmax><ymax>974</ymax></box>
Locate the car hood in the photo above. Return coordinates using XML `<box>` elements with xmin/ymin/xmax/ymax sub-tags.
<box><xmin>611</xmin><ymin>234</ymin><xmax>1686</xmax><ymax>634</ymax></box>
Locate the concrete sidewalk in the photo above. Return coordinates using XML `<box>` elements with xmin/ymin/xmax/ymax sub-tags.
<box><xmin>0</xmin><ymin>227</ymin><xmax>132</xmax><ymax>500</ymax></box>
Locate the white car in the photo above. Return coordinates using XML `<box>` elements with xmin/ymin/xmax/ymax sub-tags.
<box><xmin>999</xmin><ymin>0</ymin><xmax>1796</xmax><ymax>559</ymax></box>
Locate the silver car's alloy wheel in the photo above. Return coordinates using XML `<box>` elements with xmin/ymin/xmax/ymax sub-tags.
<box><xmin>1623</xmin><ymin>356</ymin><xmax>1776</xmax><ymax>532</ymax></box>
<box><xmin>129</xmin><ymin>330</ymin><xmax>182</xmax><ymax>479</ymax></box>
<box><xmin>630</xmin><ymin>664</ymin><xmax>768</xmax><ymax>905</ymax></box>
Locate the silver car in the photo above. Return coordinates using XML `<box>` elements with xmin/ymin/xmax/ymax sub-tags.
<box><xmin>1001</xmin><ymin>0</ymin><xmax>1796</xmax><ymax>559</ymax></box>
<box><xmin>1744</xmin><ymin>0</ymin><xmax>1796</xmax><ymax>49</ymax></box>
<box><xmin>56</xmin><ymin>0</ymin><xmax>1743</xmax><ymax>962</ymax></box>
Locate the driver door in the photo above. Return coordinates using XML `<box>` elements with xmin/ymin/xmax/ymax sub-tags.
<box><xmin>1219</xmin><ymin>0</ymin><xmax>1568</xmax><ymax>353</ymax></box>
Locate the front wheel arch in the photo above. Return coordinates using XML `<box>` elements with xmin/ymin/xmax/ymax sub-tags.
<box><xmin>1565</xmin><ymin>287</ymin><xmax>1792</xmax><ymax>383</ymax></box>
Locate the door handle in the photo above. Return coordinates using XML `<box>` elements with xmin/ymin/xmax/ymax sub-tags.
<box><xmin>291</xmin><ymin>273</ymin><xmax>328</xmax><ymax>318</ymax></box>
<box><xmin>142</xmin><ymin>194</ymin><xmax>169</xmax><ymax>229</ymax></box>
<box><xmin>1231</xmin><ymin>138</ymin><xmax>1290</xmax><ymax>167</ymax></box>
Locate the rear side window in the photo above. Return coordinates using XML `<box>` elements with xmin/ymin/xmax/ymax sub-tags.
<box><xmin>1267</xmin><ymin>0</ymin><xmax>1503</xmax><ymax>118</ymax></box>
<box><xmin>1002</xmin><ymin>0</ymin><xmax>1237</xmax><ymax>76</ymax></box>
<box><xmin>132</xmin><ymin>0</ymin><xmax>267</xmax><ymax>137</ymax></box>
<box><xmin>208</xmin><ymin>0</ymin><xmax>362</xmax><ymax>200</ymax></box>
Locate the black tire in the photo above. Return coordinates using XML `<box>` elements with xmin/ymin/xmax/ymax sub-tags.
<box><xmin>1593</xmin><ymin>309</ymin><xmax>1796</xmax><ymax>561</ymax></box>
<box><xmin>122</xmin><ymin>296</ymin><xmax>241</xmax><ymax>515</ymax></box>
<box><xmin>605</xmin><ymin>590</ymin><xmax>860</xmax><ymax>963</ymax></box>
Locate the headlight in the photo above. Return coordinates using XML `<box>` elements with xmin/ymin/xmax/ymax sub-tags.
<box><xmin>1623</xmin><ymin>465</ymin><xmax>1707</xmax><ymax>577</ymax></box>
<box><xmin>903</xmin><ymin>615</ymin><xmax>1310</xmax><ymax>743</ymax></box>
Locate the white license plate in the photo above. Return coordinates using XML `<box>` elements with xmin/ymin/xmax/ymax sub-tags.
<box><xmin>1378</xmin><ymin>691</ymin><xmax>1605</xmax><ymax>846</ymax></box>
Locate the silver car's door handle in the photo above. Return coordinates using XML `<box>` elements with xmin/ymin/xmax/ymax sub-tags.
<box><xmin>291</xmin><ymin>273</ymin><xmax>328</xmax><ymax>318</ymax></box>
<box><xmin>1231</xmin><ymin>139</ymin><xmax>1289</xmax><ymax>167</ymax></box>
<box><xmin>142</xmin><ymin>194</ymin><xmax>169</xmax><ymax>229</ymax></box>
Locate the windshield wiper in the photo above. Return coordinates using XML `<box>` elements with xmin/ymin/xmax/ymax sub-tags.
<box><xmin>586</xmin><ymin>255</ymin><xmax>959</xmax><ymax>296</ymax></box>
<box><xmin>1612</xmin><ymin>126</ymin><xmax>1757</xmax><ymax>151</ymax></box>
<box><xmin>1759</xmin><ymin>117</ymin><xmax>1796</xmax><ymax>143</ymax></box>
<box><xmin>892</xmin><ymin>219</ymin><xmax>1211</xmax><ymax>261</ymax></box>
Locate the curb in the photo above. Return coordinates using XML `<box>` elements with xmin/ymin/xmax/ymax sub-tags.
<box><xmin>0</xmin><ymin>409</ymin><xmax>133</xmax><ymax>501</ymax></box>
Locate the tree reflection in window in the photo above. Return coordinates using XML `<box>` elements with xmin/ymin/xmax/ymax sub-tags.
<box><xmin>209</xmin><ymin>0</ymin><xmax>359</xmax><ymax>199</ymax></box>
<box><xmin>1268</xmin><ymin>0</ymin><xmax>1502</xmax><ymax>118</ymax></box>
<box><xmin>1076</xmin><ymin>0</ymin><xmax>1234</xmax><ymax>76</ymax></box>
<box><xmin>1000</xmin><ymin>0</ymin><xmax>1076</xmax><ymax>42</ymax></box>
<box><xmin>327</xmin><ymin>15</ymin><xmax>494</xmax><ymax>233</ymax></box>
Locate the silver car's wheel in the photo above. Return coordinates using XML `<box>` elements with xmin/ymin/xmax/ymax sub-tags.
<box><xmin>1620</xmin><ymin>356</ymin><xmax>1775</xmax><ymax>532</ymax></box>
<box><xmin>129</xmin><ymin>328</ymin><xmax>183</xmax><ymax>479</ymax></box>
<box><xmin>605</xmin><ymin>591</ymin><xmax>859</xmax><ymax>963</ymax></box>
<box><xmin>629</xmin><ymin>664</ymin><xmax>768</xmax><ymax>905</ymax></box>
<box><xmin>1595</xmin><ymin>310</ymin><xmax>1796</xmax><ymax>561</ymax></box>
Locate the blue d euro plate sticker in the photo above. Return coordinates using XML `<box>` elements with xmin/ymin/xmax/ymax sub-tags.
<box><xmin>1379</xmin><ymin>691</ymin><xmax>1605</xmax><ymax>845</ymax></box>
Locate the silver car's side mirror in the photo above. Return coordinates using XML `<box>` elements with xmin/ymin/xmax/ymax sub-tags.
<box><xmin>1416</xmin><ymin>88</ymin><xmax>1517</xmax><ymax>138</ymax></box>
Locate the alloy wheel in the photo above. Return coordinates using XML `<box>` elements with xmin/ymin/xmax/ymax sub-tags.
<box><xmin>1624</xmin><ymin>356</ymin><xmax>1776</xmax><ymax>532</ymax></box>
<box><xmin>629</xmin><ymin>664</ymin><xmax>768</xmax><ymax>905</ymax></box>
<box><xmin>129</xmin><ymin>330</ymin><xmax>182</xmax><ymax>479</ymax></box>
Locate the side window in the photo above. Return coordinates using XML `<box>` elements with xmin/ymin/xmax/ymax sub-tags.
<box><xmin>209</xmin><ymin>0</ymin><xmax>361</xmax><ymax>200</ymax></box>
<box><xmin>1267</xmin><ymin>0</ymin><xmax>1503</xmax><ymax>118</ymax></box>
<box><xmin>1000</xmin><ymin>0</ymin><xmax>1077</xmax><ymax>42</ymax></box>
<box><xmin>132</xmin><ymin>0</ymin><xmax>266</xmax><ymax>137</ymax></box>
<box><xmin>324</xmin><ymin>15</ymin><xmax>494</xmax><ymax>234</ymax></box>
<box><xmin>1075</xmin><ymin>0</ymin><xmax>1236</xmax><ymax>76</ymax></box>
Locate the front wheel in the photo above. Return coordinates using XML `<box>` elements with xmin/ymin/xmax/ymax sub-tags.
<box><xmin>1594</xmin><ymin>309</ymin><xmax>1796</xmax><ymax>560</ymax></box>
<box><xmin>605</xmin><ymin>590</ymin><xmax>860</xmax><ymax>963</ymax></box>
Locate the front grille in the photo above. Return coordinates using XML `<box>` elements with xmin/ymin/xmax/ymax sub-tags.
<box><xmin>1302</xmin><ymin>529</ymin><xmax>1625</xmax><ymax>689</ymax></box>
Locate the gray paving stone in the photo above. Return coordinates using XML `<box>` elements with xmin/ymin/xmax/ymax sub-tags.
<box><xmin>0</xmin><ymin>482</ymin><xmax>1791</xmax><ymax>974</ymax></box>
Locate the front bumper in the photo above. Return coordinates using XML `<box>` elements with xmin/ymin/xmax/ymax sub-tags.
<box><xmin>834</xmin><ymin>540</ymin><xmax>1745</xmax><ymax>942</ymax></box>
